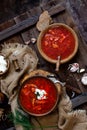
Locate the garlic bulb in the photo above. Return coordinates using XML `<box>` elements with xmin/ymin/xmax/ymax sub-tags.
<box><xmin>81</xmin><ymin>73</ymin><xmax>87</xmax><ymax>85</ymax></box>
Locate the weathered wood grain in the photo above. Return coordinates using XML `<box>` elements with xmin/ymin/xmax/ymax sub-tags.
<box><xmin>0</xmin><ymin>17</ymin><xmax>24</xmax><ymax>45</ymax></box>
<box><xmin>0</xmin><ymin>3</ymin><xmax>65</xmax><ymax>42</ymax></box>
<box><xmin>0</xmin><ymin>1</ymin><xmax>87</xmax><ymax>129</ymax></box>
<box><xmin>0</xmin><ymin>14</ymin><xmax>39</xmax><ymax>42</ymax></box>
<box><xmin>67</xmin><ymin>0</ymin><xmax>87</xmax><ymax>44</ymax></box>
<box><xmin>0</xmin><ymin>0</ymin><xmax>87</xmax><ymax>113</ymax></box>
<box><xmin>42</xmin><ymin>4</ymin><xmax>82</xmax><ymax>94</ymax></box>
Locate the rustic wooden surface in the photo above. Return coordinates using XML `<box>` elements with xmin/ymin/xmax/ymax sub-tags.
<box><xmin>0</xmin><ymin>0</ymin><xmax>87</xmax><ymax>129</ymax></box>
<box><xmin>0</xmin><ymin>3</ymin><xmax>65</xmax><ymax>41</ymax></box>
<box><xmin>67</xmin><ymin>0</ymin><xmax>87</xmax><ymax>46</ymax></box>
<box><xmin>0</xmin><ymin>0</ymin><xmax>87</xmax><ymax>103</ymax></box>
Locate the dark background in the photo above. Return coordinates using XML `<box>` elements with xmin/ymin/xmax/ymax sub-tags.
<box><xmin>0</xmin><ymin>0</ymin><xmax>87</xmax><ymax>43</ymax></box>
<box><xmin>0</xmin><ymin>0</ymin><xmax>48</xmax><ymax>24</ymax></box>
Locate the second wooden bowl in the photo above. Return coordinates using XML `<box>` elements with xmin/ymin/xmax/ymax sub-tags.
<box><xmin>37</xmin><ymin>23</ymin><xmax>78</xmax><ymax>64</ymax></box>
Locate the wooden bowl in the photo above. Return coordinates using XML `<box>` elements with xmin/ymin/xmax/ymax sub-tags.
<box><xmin>18</xmin><ymin>76</ymin><xmax>59</xmax><ymax>116</ymax></box>
<box><xmin>0</xmin><ymin>55</ymin><xmax>9</xmax><ymax>76</ymax></box>
<box><xmin>37</xmin><ymin>23</ymin><xmax>78</xmax><ymax>64</ymax></box>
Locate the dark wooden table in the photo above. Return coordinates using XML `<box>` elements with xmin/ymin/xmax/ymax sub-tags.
<box><xmin>0</xmin><ymin>0</ymin><xmax>87</xmax><ymax>129</ymax></box>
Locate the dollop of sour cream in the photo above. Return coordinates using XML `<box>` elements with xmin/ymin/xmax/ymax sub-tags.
<box><xmin>0</xmin><ymin>55</ymin><xmax>8</xmax><ymax>73</ymax></box>
<box><xmin>35</xmin><ymin>88</ymin><xmax>47</xmax><ymax>100</ymax></box>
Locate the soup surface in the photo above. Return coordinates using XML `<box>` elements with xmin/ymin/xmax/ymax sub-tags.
<box><xmin>19</xmin><ymin>76</ymin><xmax>58</xmax><ymax>115</ymax></box>
<box><xmin>41</xmin><ymin>25</ymin><xmax>75</xmax><ymax>60</ymax></box>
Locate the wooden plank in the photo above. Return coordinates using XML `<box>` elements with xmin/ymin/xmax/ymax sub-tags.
<box><xmin>0</xmin><ymin>3</ymin><xmax>65</xmax><ymax>42</ymax></box>
<box><xmin>0</xmin><ymin>14</ymin><xmax>39</xmax><ymax>42</ymax></box>
<box><xmin>38</xmin><ymin>1</ymin><xmax>82</xmax><ymax>94</ymax></box>
<box><xmin>67</xmin><ymin>0</ymin><xmax>87</xmax><ymax>44</ymax></box>
<box><xmin>14</xmin><ymin>12</ymin><xmax>32</xmax><ymax>44</ymax></box>
<box><xmin>0</xmin><ymin>19</ymin><xmax>23</xmax><ymax>44</ymax></box>
<box><xmin>52</xmin><ymin>6</ymin><xmax>87</xmax><ymax>94</ymax></box>
<box><xmin>0</xmin><ymin>1</ymin><xmax>87</xmax><ymax>128</ymax></box>
<box><xmin>61</xmin><ymin>10</ymin><xmax>87</xmax><ymax>93</ymax></box>
<box><xmin>0</xmin><ymin>16</ymin><xmax>24</xmax><ymax>44</ymax></box>
<box><xmin>0</xmin><ymin>20</ymin><xmax>15</xmax><ymax>31</ymax></box>
<box><xmin>71</xmin><ymin>92</ymin><xmax>87</xmax><ymax>109</ymax></box>
<box><xmin>28</xmin><ymin>7</ymin><xmax>50</xmax><ymax>71</ymax></box>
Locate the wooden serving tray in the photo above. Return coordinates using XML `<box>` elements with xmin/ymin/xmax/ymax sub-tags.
<box><xmin>0</xmin><ymin>0</ymin><xmax>87</xmax><ymax>103</ymax></box>
<box><xmin>0</xmin><ymin>0</ymin><xmax>87</xmax><ymax>129</ymax></box>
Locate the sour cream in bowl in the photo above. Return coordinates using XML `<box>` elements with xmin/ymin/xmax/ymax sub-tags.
<box><xmin>18</xmin><ymin>76</ymin><xmax>59</xmax><ymax>116</ymax></box>
<box><xmin>0</xmin><ymin>55</ymin><xmax>9</xmax><ymax>76</ymax></box>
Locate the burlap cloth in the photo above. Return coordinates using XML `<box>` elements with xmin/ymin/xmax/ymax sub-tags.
<box><xmin>0</xmin><ymin>43</ymin><xmax>87</xmax><ymax>130</ymax></box>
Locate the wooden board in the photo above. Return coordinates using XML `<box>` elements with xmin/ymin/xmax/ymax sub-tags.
<box><xmin>0</xmin><ymin>3</ymin><xmax>65</xmax><ymax>41</ymax></box>
<box><xmin>0</xmin><ymin>0</ymin><xmax>87</xmax><ymax>99</ymax></box>
<box><xmin>0</xmin><ymin>0</ymin><xmax>87</xmax><ymax>129</ymax></box>
<box><xmin>0</xmin><ymin>0</ymin><xmax>87</xmax><ymax>103</ymax></box>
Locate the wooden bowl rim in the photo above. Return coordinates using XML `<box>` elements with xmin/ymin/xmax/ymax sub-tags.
<box><xmin>18</xmin><ymin>75</ymin><xmax>59</xmax><ymax>116</ymax></box>
<box><xmin>37</xmin><ymin>23</ymin><xmax>78</xmax><ymax>64</ymax></box>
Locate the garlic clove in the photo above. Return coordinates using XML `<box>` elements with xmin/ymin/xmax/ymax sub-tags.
<box><xmin>31</xmin><ymin>38</ymin><xmax>36</xmax><ymax>44</ymax></box>
<box><xmin>79</xmin><ymin>68</ymin><xmax>85</xmax><ymax>73</ymax></box>
<box><xmin>81</xmin><ymin>73</ymin><xmax>87</xmax><ymax>85</ymax></box>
